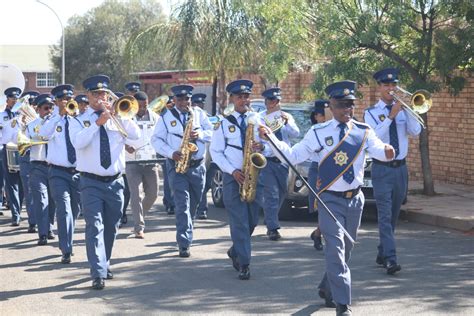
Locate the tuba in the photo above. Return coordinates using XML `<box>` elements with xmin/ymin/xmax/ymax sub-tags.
<box><xmin>175</xmin><ymin>112</ymin><xmax>198</xmax><ymax>174</ymax></box>
<box><xmin>148</xmin><ymin>95</ymin><xmax>169</xmax><ymax>114</ymax></box>
<box><xmin>240</xmin><ymin>114</ymin><xmax>267</xmax><ymax>202</ymax></box>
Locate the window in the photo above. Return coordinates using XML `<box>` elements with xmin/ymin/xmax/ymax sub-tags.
<box><xmin>36</xmin><ymin>72</ymin><xmax>57</xmax><ymax>87</ymax></box>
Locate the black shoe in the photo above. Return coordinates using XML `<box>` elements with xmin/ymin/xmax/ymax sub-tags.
<box><xmin>121</xmin><ymin>214</ymin><xmax>128</xmax><ymax>225</ymax></box>
<box><xmin>386</xmin><ymin>261</ymin><xmax>402</xmax><ymax>275</ymax></box>
<box><xmin>47</xmin><ymin>231</ymin><xmax>56</xmax><ymax>240</ymax></box>
<box><xmin>167</xmin><ymin>207</ymin><xmax>175</xmax><ymax>215</ymax></box>
<box><xmin>106</xmin><ymin>269</ymin><xmax>114</xmax><ymax>280</ymax></box>
<box><xmin>376</xmin><ymin>255</ymin><xmax>385</xmax><ymax>266</ymax></box>
<box><xmin>336</xmin><ymin>304</ymin><xmax>352</xmax><ymax>316</ymax></box>
<box><xmin>28</xmin><ymin>225</ymin><xmax>37</xmax><ymax>233</ymax></box>
<box><xmin>38</xmin><ymin>236</ymin><xmax>48</xmax><ymax>246</ymax></box>
<box><xmin>179</xmin><ymin>247</ymin><xmax>190</xmax><ymax>258</ymax></box>
<box><xmin>0</xmin><ymin>211</ymin><xmax>3</xmax><ymax>215</ymax></box>
<box><xmin>92</xmin><ymin>278</ymin><xmax>105</xmax><ymax>290</ymax></box>
<box><xmin>267</xmin><ymin>229</ymin><xmax>281</xmax><ymax>241</ymax></box>
<box><xmin>61</xmin><ymin>253</ymin><xmax>72</xmax><ymax>264</ymax></box>
<box><xmin>197</xmin><ymin>213</ymin><xmax>208</xmax><ymax>220</ymax></box>
<box><xmin>238</xmin><ymin>265</ymin><xmax>250</xmax><ymax>280</ymax></box>
<box><xmin>227</xmin><ymin>247</ymin><xmax>240</xmax><ymax>271</ymax></box>
<box><xmin>311</xmin><ymin>231</ymin><xmax>323</xmax><ymax>251</ymax></box>
<box><xmin>11</xmin><ymin>222</ymin><xmax>20</xmax><ymax>227</ymax></box>
<box><xmin>318</xmin><ymin>289</ymin><xmax>336</xmax><ymax>308</ymax></box>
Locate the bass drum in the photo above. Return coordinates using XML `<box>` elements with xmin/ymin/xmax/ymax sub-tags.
<box><xmin>0</xmin><ymin>63</ymin><xmax>25</xmax><ymax>110</ymax></box>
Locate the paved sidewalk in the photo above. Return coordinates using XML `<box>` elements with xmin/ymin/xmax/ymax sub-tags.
<box><xmin>402</xmin><ymin>181</ymin><xmax>474</xmax><ymax>232</ymax></box>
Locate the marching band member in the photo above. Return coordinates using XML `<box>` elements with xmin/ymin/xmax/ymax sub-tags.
<box><xmin>309</xmin><ymin>100</ymin><xmax>329</xmax><ymax>251</ymax></box>
<box><xmin>191</xmin><ymin>93</ymin><xmax>210</xmax><ymax>220</ymax></box>
<box><xmin>260</xmin><ymin>81</ymin><xmax>395</xmax><ymax>315</ymax></box>
<box><xmin>159</xmin><ymin>96</ymin><xmax>176</xmax><ymax>215</ymax></box>
<box><xmin>125</xmin><ymin>91</ymin><xmax>159</xmax><ymax>239</ymax></box>
<box><xmin>69</xmin><ymin>74</ymin><xmax>140</xmax><ymax>290</ymax></box>
<box><xmin>259</xmin><ymin>87</ymin><xmax>299</xmax><ymax>240</ymax></box>
<box><xmin>39</xmin><ymin>84</ymin><xmax>81</xmax><ymax>264</ymax></box>
<box><xmin>75</xmin><ymin>94</ymin><xmax>89</xmax><ymax>118</ymax></box>
<box><xmin>209</xmin><ymin>79</ymin><xmax>264</xmax><ymax>280</ymax></box>
<box><xmin>25</xmin><ymin>94</ymin><xmax>55</xmax><ymax>245</ymax></box>
<box><xmin>151</xmin><ymin>85</ymin><xmax>213</xmax><ymax>258</ymax></box>
<box><xmin>1</xmin><ymin>87</ymin><xmax>23</xmax><ymax>226</ymax></box>
<box><xmin>364</xmin><ymin>68</ymin><xmax>422</xmax><ymax>275</ymax></box>
<box><xmin>125</xmin><ymin>82</ymin><xmax>141</xmax><ymax>96</ymax></box>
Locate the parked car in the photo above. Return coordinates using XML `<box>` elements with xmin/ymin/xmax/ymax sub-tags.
<box><xmin>207</xmin><ymin>100</ymin><xmax>374</xmax><ymax>220</ymax></box>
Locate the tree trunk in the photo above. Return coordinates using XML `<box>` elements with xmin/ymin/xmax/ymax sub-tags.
<box><xmin>212</xmin><ymin>76</ymin><xmax>218</xmax><ymax>116</ymax></box>
<box><xmin>419</xmin><ymin>112</ymin><xmax>436</xmax><ymax>195</ymax></box>
<box><xmin>217</xmin><ymin>67</ymin><xmax>227</xmax><ymax>114</ymax></box>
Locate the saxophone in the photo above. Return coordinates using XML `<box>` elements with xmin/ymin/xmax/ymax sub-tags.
<box><xmin>240</xmin><ymin>119</ymin><xmax>267</xmax><ymax>202</ymax></box>
<box><xmin>175</xmin><ymin>112</ymin><xmax>199</xmax><ymax>174</ymax></box>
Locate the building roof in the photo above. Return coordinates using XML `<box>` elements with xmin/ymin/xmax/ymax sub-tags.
<box><xmin>0</xmin><ymin>45</ymin><xmax>54</xmax><ymax>72</ymax></box>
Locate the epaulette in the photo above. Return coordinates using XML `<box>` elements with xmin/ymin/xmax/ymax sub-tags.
<box><xmin>313</xmin><ymin>121</ymin><xmax>331</xmax><ymax>130</ymax></box>
<box><xmin>364</xmin><ymin>105</ymin><xmax>376</xmax><ymax>112</ymax></box>
<box><xmin>160</xmin><ymin>108</ymin><xmax>168</xmax><ymax>116</ymax></box>
<box><xmin>352</xmin><ymin>120</ymin><xmax>370</xmax><ymax>129</ymax></box>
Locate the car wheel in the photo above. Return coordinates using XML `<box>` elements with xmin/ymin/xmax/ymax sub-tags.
<box><xmin>278</xmin><ymin>199</ymin><xmax>294</xmax><ymax>221</ymax></box>
<box><xmin>211</xmin><ymin>168</ymin><xmax>225</xmax><ymax>208</ymax></box>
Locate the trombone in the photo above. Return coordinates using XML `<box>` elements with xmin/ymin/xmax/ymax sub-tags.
<box><xmin>389</xmin><ymin>87</ymin><xmax>432</xmax><ymax>129</ymax></box>
<box><xmin>99</xmin><ymin>90</ymin><xmax>139</xmax><ymax>138</ymax></box>
<box><xmin>17</xmin><ymin>129</ymin><xmax>47</xmax><ymax>156</ymax></box>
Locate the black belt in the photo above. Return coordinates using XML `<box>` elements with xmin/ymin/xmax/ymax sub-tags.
<box><xmin>267</xmin><ymin>156</ymin><xmax>281</xmax><ymax>163</ymax></box>
<box><xmin>189</xmin><ymin>158</ymin><xmax>204</xmax><ymax>168</ymax></box>
<box><xmin>31</xmin><ymin>161</ymin><xmax>48</xmax><ymax>167</ymax></box>
<box><xmin>325</xmin><ymin>187</ymin><xmax>361</xmax><ymax>199</ymax></box>
<box><xmin>50</xmin><ymin>164</ymin><xmax>77</xmax><ymax>174</ymax></box>
<box><xmin>81</xmin><ymin>172</ymin><xmax>121</xmax><ymax>183</ymax></box>
<box><xmin>373</xmin><ymin>158</ymin><xmax>406</xmax><ymax>168</ymax></box>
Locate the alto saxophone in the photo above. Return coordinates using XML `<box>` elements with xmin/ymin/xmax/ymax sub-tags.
<box><xmin>175</xmin><ymin>112</ymin><xmax>199</xmax><ymax>174</ymax></box>
<box><xmin>240</xmin><ymin>120</ymin><xmax>267</xmax><ymax>202</ymax></box>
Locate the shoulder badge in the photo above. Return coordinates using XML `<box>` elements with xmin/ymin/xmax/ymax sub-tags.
<box><xmin>34</xmin><ymin>125</ymin><xmax>40</xmax><ymax>134</ymax></box>
<box><xmin>325</xmin><ymin>136</ymin><xmax>333</xmax><ymax>146</ymax></box>
<box><xmin>228</xmin><ymin>125</ymin><xmax>236</xmax><ymax>133</ymax></box>
<box><xmin>3</xmin><ymin>117</ymin><xmax>8</xmax><ymax>121</ymax></box>
<box><xmin>213</xmin><ymin>121</ymin><xmax>221</xmax><ymax>130</ymax></box>
<box><xmin>171</xmin><ymin>120</ymin><xmax>177</xmax><ymax>127</ymax></box>
<box><xmin>56</xmin><ymin>126</ymin><xmax>62</xmax><ymax>133</ymax></box>
<box><xmin>83</xmin><ymin>120</ymin><xmax>91</xmax><ymax>127</ymax></box>
<box><xmin>378</xmin><ymin>114</ymin><xmax>386</xmax><ymax>122</ymax></box>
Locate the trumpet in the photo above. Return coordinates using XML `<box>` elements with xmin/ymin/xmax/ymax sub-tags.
<box><xmin>99</xmin><ymin>90</ymin><xmax>139</xmax><ymax>138</ymax></box>
<box><xmin>389</xmin><ymin>86</ymin><xmax>432</xmax><ymax>128</ymax></box>
<box><xmin>65</xmin><ymin>99</ymin><xmax>79</xmax><ymax>116</ymax></box>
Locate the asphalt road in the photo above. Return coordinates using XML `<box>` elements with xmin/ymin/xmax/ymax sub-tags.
<box><xmin>1</xmin><ymin>200</ymin><xmax>473</xmax><ymax>315</ymax></box>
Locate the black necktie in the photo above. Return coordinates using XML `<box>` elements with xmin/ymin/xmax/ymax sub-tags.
<box><xmin>95</xmin><ymin>111</ymin><xmax>111</xmax><ymax>169</ymax></box>
<box><xmin>275</xmin><ymin>128</ymin><xmax>283</xmax><ymax>141</ymax></box>
<box><xmin>386</xmin><ymin>105</ymin><xmax>400</xmax><ymax>157</ymax></box>
<box><xmin>239</xmin><ymin>114</ymin><xmax>247</xmax><ymax>147</ymax></box>
<box><xmin>64</xmin><ymin>117</ymin><xmax>76</xmax><ymax>164</ymax></box>
<box><xmin>181</xmin><ymin>112</ymin><xmax>187</xmax><ymax>126</ymax></box>
<box><xmin>6</xmin><ymin>108</ymin><xmax>12</xmax><ymax>119</ymax></box>
<box><xmin>338</xmin><ymin>123</ymin><xmax>354</xmax><ymax>184</ymax></box>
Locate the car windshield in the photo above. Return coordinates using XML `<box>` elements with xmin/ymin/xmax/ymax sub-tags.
<box><xmin>283</xmin><ymin>107</ymin><xmax>312</xmax><ymax>143</ymax></box>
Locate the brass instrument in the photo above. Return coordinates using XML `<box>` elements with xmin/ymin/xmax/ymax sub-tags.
<box><xmin>240</xmin><ymin>114</ymin><xmax>267</xmax><ymax>202</ymax></box>
<box><xmin>65</xmin><ymin>99</ymin><xmax>78</xmax><ymax>116</ymax></box>
<box><xmin>148</xmin><ymin>95</ymin><xmax>169</xmax><ymax>114</ymax></box>
<box><xmin>175</xmin><ymin>112</ymin><xmax>198</xmax><ymax>174</ymax></box>
<box><xmin>17</xmin><ymin>129</ymin><xmax>47</xmax><ymax>156</ymax></box>
<box><xmin>389</xmin><ymin>86</ymin><xmax>432</xmax><ymax>128</ymax></box>
<box><xmin>12</xmin><ymin>94</ymin><xmax>38</xmax><ymax>126</ymax></box>
<box><xmin>101</xmin><ymin>90</ymin><xmax>139</xmax><ymax>138</ymax></box>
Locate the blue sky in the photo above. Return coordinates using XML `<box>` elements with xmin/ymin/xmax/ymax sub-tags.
<box><xmin>0</xmin><ymin>0</ymin><xmax>176</xmax><ymax>45</ymax></box>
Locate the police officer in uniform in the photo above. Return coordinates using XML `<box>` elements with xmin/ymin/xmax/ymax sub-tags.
<box><xmin>125</xmin><ymin>91</ymin><xmax>159</xmax><ymax>239</ymax></box>
<box><xmin>25</xmin><ymin>94</ymin><xmax>55</xmax><ymax>245</ymax></box>
<box><xmin>210</xmin><ymin>79</ymin><xmax>265</xmax><ymax>280</ymax></box>
<box><xmin>191</xmin><ymin>93</ymin><xmax>211</xmax><ymax>220</ymax></box>
<box><xmin>309</xmin><ymin>100</ymin><xmax>329</xmax><ymax>250</ymax></box>
<box><xmin>151</xmin><ymin>85</ymin><xmax>213</xmax><ymax>257</ymax></box>
<box><xmin>125</xmin><ymin>82</ymin><xmax>141</xmax><ymax>96</ymax></box>
<box><xmin>364</xmin><ymin>68</ymin><xmax>422</xmax><ymax>275</ymax></box>
<box><xmin>1</xmin><ymin>87</ymin><xmax>23</xmax><ymax>226</ymax></box>
<box><xmin>70</xmin><ymin>74</ymin><xmax>140</xmax><ymax>290</ymax></box>
<box><xmin>75</xmin><ymin>94</ymin><xmax>89</xmax><ymax>118</ymax></box>
<box><xmin>260</xmin><ymin>87</ymin><xmax>299</xmax><ymax>240</ymax></box>
<box><xmin>39</xmin><ymin>84</ymin><xmax>81</xmax><ymax>264</ymax></box>
<box><xmin>261</xmin><ymin>81</ymin><xmax>395</xmax><ymax>315</ymax></box>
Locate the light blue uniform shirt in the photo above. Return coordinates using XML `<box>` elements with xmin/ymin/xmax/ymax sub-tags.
<box><xmin>151</xmin><ymin>106</ymin><xmax>213</xmax><ymax>160</ymax></box>
<box><xmin>364</xmin><ymin>99</ymin><xmax>422</xmax><ymax>160</ymax></box>
<box><xmin>69</xmin><ymin>108</ymin><xmax>141</xmax><ymax>176</ymax></box>
<box><xmin>268</xmin><ymin>118</ymin><xmax>390</xmax><ymax>192</ymax></box>
<box><xmin>210</xmin><ymin>111</ymin><xmax>264</xmax><ymax>175</ymax></box>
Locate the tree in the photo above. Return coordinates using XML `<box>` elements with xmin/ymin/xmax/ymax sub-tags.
<box><xmin>51</xmin><ymin>0</ymin><xmax>168</xmax><ymax>91</ymax></box>
<box><xmin>306</xmin><ymin>0</ymin><xmax>473</xmax><ymax>195</ymax></box>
